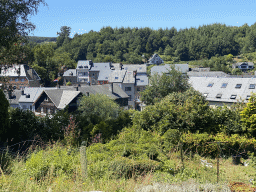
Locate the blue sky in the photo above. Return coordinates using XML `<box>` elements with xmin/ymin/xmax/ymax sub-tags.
<box><xmin>29</xmin><ymin>0</ymin><xmax>256</xmax><ymax>37</ymax></box>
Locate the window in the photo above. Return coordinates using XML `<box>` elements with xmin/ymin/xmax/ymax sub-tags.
<box><xmin>141</xmin><ymin>80</ymin><xmax>144</xmax><ymax>82</ymax></box>
<box><xmin>221</xmin><ymin>83</ymin><xmax>228</xmax><ymax>88</ymax></box>
<box><xmin>115</xmin><ymin>77</ymin><xmax>118</xmax><ymax>79</ymax></box>
<box><xmin>125</xmin><ymin>87</ymin><xmax>131</xmax><ymax>91</ymax></box>
<box><xmin>22</xmin><ymin>105</ymin><xmax>27</xmax><ymax>109</ymax></box>
<box><xmin>45</xmin><ymin>96</ymin><xmax>48</xmax><ymax>101</ymax></box>
<box><xmin>47</xmin><ymin>108</ymin><xmax>50</xmax><ymax>114</ymax></box>
<box><xmin>207</xmin><ymin>83</ymin><xmax>214</xmax><ymax>87</ymax></box>
<box><xmin>249</xmin><ymin>84</ymin><xmax>255</xmax><ymax>89</ymax></box>
<box><xmin>216</xmin><ymin>94</ymin><xmax>222</xmax><ymax>98</ymax></box>
<box><xmin>246</xmin><ymin>95</ymin><xmax>251</xmax><ymax>100</ymax></box>
<box><xmin>203</xmin><ymin>93</ymin><xmax>208</xmax><ymax>97</ymax></box>
<box><xmin>230</xmin><ymin>95</ymin><xmax>237</xmax><ymax>99</ymax></box>
<box><xmin>30</xmin><ymin>105</ymin><xmax>32</xmax><ymax>111</ymax></box>
<box><xmin>137</xmin><ymin>87</ymin><xmax>140</xmax><ymax>91</ymax></box>
<box><xmin>235</xmin><ymin>84</ymin><xmax>242</xmax><ymax>89</ymax></box>
<box><xmin>15</xmin><ymin>78</ymin><xmax>18</xmax><ymax>82</ymax></box>
<box><xmin>128</xmin><ymin>95</ymin><xmax>132</xmax><ymax>101</ymax></box>
<box><xmin>41</xmin><ymin>107</ymin><xmax>43</xmax><ymax>113</ymax></box>
<box><xmin>21</xmin><ymin>79</ymin><xmax>24</xmax><ymax>82</ymax></box>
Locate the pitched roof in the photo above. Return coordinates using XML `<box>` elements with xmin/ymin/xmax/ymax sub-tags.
<box><xmin>76</xmin><ymin>60</ymin><xmax>92</xmax><ymax>69</ymax></box>
<box><xmin>189</xmin><ymin>77</ymin><xmax>256</xmax><ymax>103</ymax></box>
<box><xmin>123</xmin><ymin>71</ymin><xmax>135</xmax><ymax>84</ymax></box>
<box><xmin>122</xmin><ymin>64</ymin><xmax>147</xmax><ymax>73</ymax></box>
<box><xmin>232</xmin><ymin>62</ymin><xmax>254</xmax><ymax>67</ymax></box>
<box><xmin>6</xmin><ymin>90</ymin><xmax>22</xmax><ymax>105</ymax></box>
<box><xmin>108</xmin><ymin>70</ymin><xmax>126</xmax><ymax>83</ymax></box>
<box><xmin>19</xmin><ymin>87</ymin><xmax>57</xmax><ymax>103</ymax></box>
<box><xmin>151</xmin><ymin>64</ymin><xmax>189</xmax><ymax>75</ymax></box>
<box><xmin>136</xmin><ymin>74</ymin><xmax>148</xmax><ymax>86</ymax></box>
<box><xmin>187</xmin><ymin>71</ymin><xmax>229</xmax><ymax>77</ymax></box>
<box><xmin>90</xmin><ymin>63</ymin><xmax>112</xmax><ymax>81</ymax></box>
<box><xmin>63</xmin><ymin>69</ymin><xmax>77</xmax><ymax>77</ymax></box>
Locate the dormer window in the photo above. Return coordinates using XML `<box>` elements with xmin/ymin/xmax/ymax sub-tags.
<box><xmin>246</xmin><ymin>95</ymin><xmax>251</xmax><ymax>100</ymax></box>
<box><xmin>45</xmin><ymin>96</ymin><xmax>48</xmax><ymax>101</ymax></box>
<box><xmin>249</xmin><ymin>84</ymin><xmax>255</xmax><ymax>89</ymax></box>
<box><xmin>204</xmin><ymin>93</ymin><xmax>208</xmax><ymax>97</ymax></box>
<box><xmin>235</xmin><ymin>84</ymin><xmax>242</xmax><ymax>89</ymax></box>
<box><xmin>115</xmin><ymin>77</ymin><xmax>118</xmax><ymax>79</ymax></box>
<box><xmin>216</xmin><ymin>94</ymin><xmax>222</xmax><ymax>98</ymax></box>
<box><xmin>221</xmin><ymin>83</ymin><xmax>228</xmax><ymax>88</ymax></box>
<box><xmin>230</xmin><ymin>95</ymin><xmax>237</xmax><ymax>99</ymax></box>
<box><xmin>207</xmin><ymin>83</ymin><xmax>214</xmax><ymax>87</ymax></box>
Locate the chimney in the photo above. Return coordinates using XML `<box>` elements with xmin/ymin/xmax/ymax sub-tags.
<box><xmin>21</xmin><ymin>90</ymin><xmax>25</xmax><ymax>95</ymax></box>
<box><xmin>8</xmin><ymin>91</ymin><xmax>12</xmax><ymax>99</ymax></box>
<box><xmin>76</xmin><ymin>86</ymin><xmax>78</xmax><ymax>91</ymax></box>
<box><xmin>109</xmin><ymin>83</ymin><xmax>113</xmax><ymax>94</ymax></box>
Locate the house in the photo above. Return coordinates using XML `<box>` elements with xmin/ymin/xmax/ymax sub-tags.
<box><xmin>33</xmin><ymin>89</ymin><xmax>82</xmax><ymax>115</ymax></box>
<box><xmin>0</xmin><ymin>64</ymin><xmax>41</xmax><ymax>90</ymax></box>
<box><xmin>89</xmin><ymin>62</ymin><xmax>112</xmax><ymax>85</ymax></box>
<box><xmin>76</xmin><ymin>60</ymin><xmax>92</xmax><ymax>84</ymax></box>
<box><xmin>151</xmin><ymin>64</ymin><xmax>189</xmax><ymax>76</ymax></box>
<box><xmin>148</xmin><ymin>53</ymin><xmax>164</xmax><ymax>65</ymax></box>
<box><xmin>232</xmin><ymin>62</ymin><xmax>254</xmax><ymax>71</ymax></box>
<box><xmin>5</xmin><ymin>89</ymin><xmax>22</xmax><ymax>108</ymax></box>
<box><xmin>63</xmin><ymin>69</ymin><xmax>77</xmax><ymax>85</ymax></box>
<box><xmin>189</xmin><ymin>77</ymin><xmax>256</xmax><ymax>107</ymax></box>
<box><xmin>60</xmin><ymin>84</ymin><xmax>129</xmax><ymax>108</ymax></box>
<box><xmin>135</xmin><ymin>74</ymin><xmax>148</xmax><ymax>110</ymax></box>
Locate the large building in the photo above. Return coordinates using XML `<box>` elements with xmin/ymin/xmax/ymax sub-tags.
<box><xmin>0</xmin><ymin>64</ymin><xmax>41</xmax><ymax>90</ymax></box>
<box><xmin>189</xmin><ymin>77</ymin><xmax>256</xmax><ymax>107</ymax></box>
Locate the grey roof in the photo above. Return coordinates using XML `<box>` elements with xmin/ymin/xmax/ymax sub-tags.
<box><xmin>90</xmin><ymin>63</ymin><xmax>112</xmax><ymax>81</ymax></box>
<box><xmin>123</xmin><ymin>71</ymin><xmax>135</xmax><ymax>84</ymax></box>
<box><xmin>19</xmin><ymin>87</ymin><xmax>57</xmax><ymax>103</ymax></box>
<box><xmin>187</xmin><ymin>71</ymin><xmax>230</xmax><ymax>77</ymax></box>
<box><xmin>189</xmin><ymin>77</ymin><xmax>256</xmax><ymax>103</ymax></box>
<box><xmin>111</xmin><ymin>63</ymin><xmax>122</xmax><ymax>70</ymax></box>
<box><xmin>136</xmin><ymin>74</ymin><xmax>149</xmax><ymax>86</ymax></box>
<box><xmin>76</xmin><ymin>60</ymin><xmax>91</xmax><ymax>69</ymax></box>
<box><xmin>151</xmin><ymin>64</ymin><xmax>189</xmax><ymax>76</ymax></box>
<box><xmin>6</xmin><ymin>90</ymin><xmax>22</xmax><ymax>105</ymax></box>
<box><xmin>63</xmin><ymin>69</ymin><xmax>77</xmax><ymax>77</ymax></box>
<box><xmin>148</xmin><ymin>53</ymin><xmax>164</xmax><ymax>64</ymax></box>
<box><xmin>108</xmin><ymin>70</ymin><xmax>126</xmax><ymax>83</ymax></box>
<box><xmin>44</xmin><ymin>89</ymin><xmax>81</xmax><ymax>109</ymax></box>
<box><xmin>60</xmin><ymin>84</ymin><xmax>129</xmax><ymax>99</ymax></box>
<box><xmin>122</xmin><ymin>64</ymin><xmax>147</xmax><ymax>73</ymax></box>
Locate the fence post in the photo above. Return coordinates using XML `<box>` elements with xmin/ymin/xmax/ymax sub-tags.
<box><xmin>80</xmin><ymin>141</ymin><xmax>87</xmax><ymax>180</ymax></box>
<box><xmin>180</xmin><ymin>142</ymin><xmax>184</xmax><ymax>170</ymax></box>
<box><xmin>217</xmin><ymin>142</ymin><xmax>220</xmax><ymax>183</ymax></box>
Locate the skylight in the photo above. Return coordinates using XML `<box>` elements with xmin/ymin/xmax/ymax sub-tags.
<box><xmin>115</xmin><ymin>77</ymin><xmax>118</xmax><ymax>79</ymax></box>
<box><xmin>235</xmin><ymin>84</ymin><xmax>242</xmax><ymax>89</ymax></box>
<box><xmin>230</xmin><ymin>95</ymin><xmax>237</xmax><ymax>99</ymax></box>
<box><xmin>207</xmin><ymin>83</ymin><xmax>214</xmax><ymax>87</ymax></box>
<box><xmin>216</xmin><ymin>94</ymin><xmax>222</xmax><ymax>98</ymax></box>
<box><xmin>203</xmin><ymin>93</ymin><xmax>208</xmax><ymax>97</ymax></box>
<box><xmin>249</xmin><ymin>84</ymin><xmax>255</xmax><ymax>89</ymax></box>
<box><xmin>221</xmin><ymin>83</ymin><xmax>228</xmax><ymax>88</ymax></box>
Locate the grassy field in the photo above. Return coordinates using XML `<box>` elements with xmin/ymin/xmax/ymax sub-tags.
<box><xmin>0</xmin><ymin>141</ymin><xmax>255</xmax><ymax>192</ymax></box>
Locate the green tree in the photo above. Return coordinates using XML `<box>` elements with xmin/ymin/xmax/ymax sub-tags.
<box><xmin>0</xmin><ymin>0</ymin><xmax>46</xmax><ymax>65</ymax></box>
<box><xmin>78</xmin><ymin>94</ymin><xmax>120</xmax><ymax>124</ymax></box>
<box><xmin>240</xmin><ymin>94</ymin><xmax>256</xmax><ymax>137</ymax></box>
<box><xmin>56</xmin><ymin>26</ymin><xmax>71</xmax><ymax>47</ymax></box>
<box><xmin>141</xmin><ymin>66</ymin><xmax>190</xmax><ymax>105</ymax></box>
<box><xmin>0</xmin><ymin>89</ymin><xmax>9</xmax><ymax>141</ymax></box>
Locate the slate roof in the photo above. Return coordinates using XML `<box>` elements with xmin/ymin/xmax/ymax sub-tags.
<box><xmin>60</xmin><ymin>84</ymin><xmax>129</xmax><ymax>99</ymax></box>
<box><xmin>108</xmin><ymin>70</ymin><xmax>126</xmax><ymax>83</ymax></box>
<box><xmin>232</xmin><ymin>62</ymin><xmax>254</xmax><ymax>67</ymax></box>
<box><xmin>123</xmin><ymin>71</ymin><xmax>135</xmax><ymax>84</ymax></box>
<box><xmin>63</xmin><ymin>69</ymin><xmax>77</xmax><ymax>77</ymax></box>
<box><xmin>6</xmin><ymin>90</ymin><xmax>22</xmax><ymax>106</ymax></box>
<box><xmin>151</xmin><ymin>64</ymin><xmax>189</xmax><ymax>76</ymax></box>
<box><xmin>122</xmin><ymin>64</ymin><xmax>147</xmax><ymax>73</ymax></box>
<box><xmin>0</xmin><ymin>64</ymin><xmax>27</xmax><ymax>77</ymax></box>
<box><xmin>189</xmin><ymin>77</ymin><xmax>256</xmax><ymax>103</ymax></box>
<box><xmin>111</xmin><ymin>63</ymin><xmax>122</xmax><ymax>70</ymax></box>
<box><xmin>90</xmin><ymin>63</ymin><xmax>112</xmax><ymax>81</ymax></box>
<box><xmin>136</xmin><ymin>74</ymin><xmax>148</xmax><ymax>86</ymax></box>
<box><xmin>43</xmin><ymin>89</ymin><xmax>81</xmax><ymax>109</ymax></box>
<box><xmin>187</xmin><ymin>71</ymin><xmax>229</xmax><ymax>77</ymax></box>
<box><xmin>76</xmin><ymin>60</ymin><xmax>92</xmax><ymax>69</ymax></box>
<box><xmin>19</xmin><ymin>87</ymin><xmax>57</xmax><ymax>103</ymax></box>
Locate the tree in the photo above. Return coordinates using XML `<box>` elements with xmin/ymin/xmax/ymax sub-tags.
<box><xmin>56</xmin><ymin>26</ymin><xmax>71</xmax><ymax>47</ymax></box>
<box><xmin>240</xmin><ymin>94</ymin><xmax>256</xmax><ymax>137</ymax></box>
<box><xmin>0</xmin><ymin>0</ymin><xmax>46</xmax><ymax>65</ymax></box>
<box><xmin>78</xmin><ymin>94</ymin><xmax>120</xmax><ymax>124</ymax></box>
<box><xmin>0</xmin><ymin>89</ymin><xmax>9</xmax><ymax>141</ymax></box>
<box><xmin>141</xmin><ymin>66</ymin><xmax>190</xmax><ymax>105</ymax></box>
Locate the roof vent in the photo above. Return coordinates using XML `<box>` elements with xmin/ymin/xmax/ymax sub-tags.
<box><xmin>69</xmin><ymin>72</ymin><xmax>73</xmax><ymax>76</ymax></box>
<box><xmin>26</xmin><ymin>94</ymin><xmax>30</xmax><ymax>98</ymax></box>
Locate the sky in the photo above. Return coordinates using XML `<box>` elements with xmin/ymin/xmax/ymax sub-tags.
<box><xmin>29</xmin><ymin>0</ymin><xmax>256</xmax><ymax>37</ymax></box>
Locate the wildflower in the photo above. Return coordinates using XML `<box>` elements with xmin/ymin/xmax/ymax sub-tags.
<box><xmin>30</xmin><ymin>177</ymin><xmax>33</xmax><ymax>180</ymax></box>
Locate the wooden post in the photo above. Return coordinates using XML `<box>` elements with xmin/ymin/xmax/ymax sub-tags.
<box><xmin>217</xmin><ymin>142</ymin><xmax>220</xmax><ymax>183</ymax></box>
<box><xmin>180</xmin><ymin>142</ymin><xmax>184</xmax><ymax>170</ymax></box>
